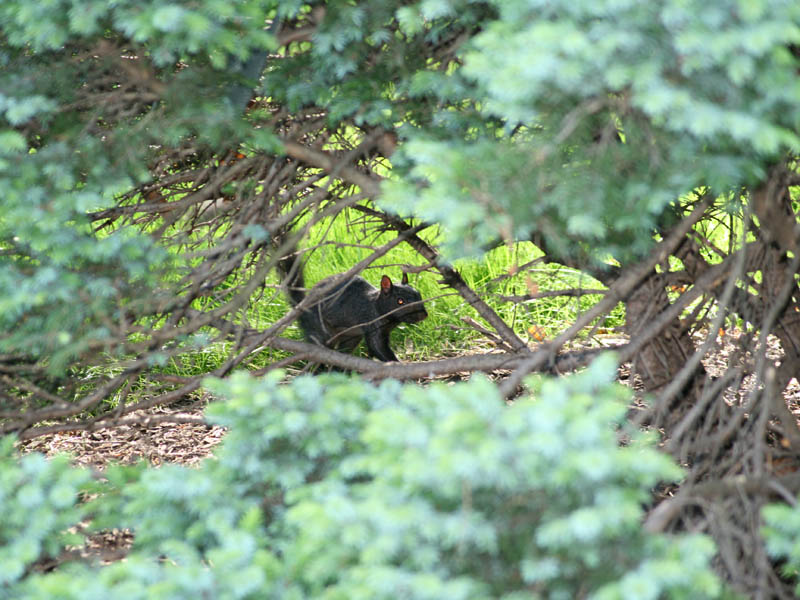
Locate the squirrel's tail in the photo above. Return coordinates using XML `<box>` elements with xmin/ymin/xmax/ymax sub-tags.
<box><xmin>275</xmin><ymin>232</ymin><xmax>306</xmax><ymax>306</ymax></box>
<box><xmin>276</xmin><ymin>231</ymin><xmax>327</xmax><ymax>346</ymax></box>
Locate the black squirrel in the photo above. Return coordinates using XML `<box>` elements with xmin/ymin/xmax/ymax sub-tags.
<box><xmin>278</xmin><ymin>249</ymin><xmax>427</xmax><ymax>362</ymax></box>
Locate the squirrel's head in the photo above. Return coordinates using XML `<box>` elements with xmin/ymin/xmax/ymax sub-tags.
<box><xmin>379</xmin><ymin>274</ymin><xmax>428</xmax><ymax>323</ymax></box>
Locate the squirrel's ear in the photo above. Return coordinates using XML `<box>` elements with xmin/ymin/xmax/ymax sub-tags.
<box><xmin>401</xmin><ymin>271</ymin><xmax>409</xmax><ymax>285</ymax></box>
<box><xmin>380</xmin><ymin>275</ymin><xmax>393</xmax><ymax>292</ymax></box>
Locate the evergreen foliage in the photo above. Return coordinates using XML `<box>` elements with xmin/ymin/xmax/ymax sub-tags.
<box><xmin>1</xmin><ymin>0</ymin><xmax>280</xmax><ymax>370</ymax></box>
<box><xmin>7</xmin><ymin>359</ymin><xmax>722</xmax><ymax>598</ymax></box>
<box><xmin>0</xmin><ymin>436</ymin><xmax>92</xmax><ymax>587</ymax></box>
<box><xmin>384</xmin><ymin>0</ymin><xmax>800</xmax><ymax>260</ymax></box>
<box><xmin>763</xmin><ymin>500</ymin><xmax>800</xmax><ymax>595</ymax></box>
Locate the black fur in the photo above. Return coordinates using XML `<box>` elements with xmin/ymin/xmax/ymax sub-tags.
<box><xmin>278</xmin><ymin>251</ymin><xmax>427</xmax><ymax>362</ymax></box>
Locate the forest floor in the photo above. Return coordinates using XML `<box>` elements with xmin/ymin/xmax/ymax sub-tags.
<box><xmin>22</xmin><ymin>402</ymin><xmax>224</xmax><ymax>469</ymax></box>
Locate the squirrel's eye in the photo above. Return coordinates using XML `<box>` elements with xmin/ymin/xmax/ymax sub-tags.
<box><xmin>397</xmin><ymin>298</ymin><xmax>404</xmax><ymax>304</ymax></box>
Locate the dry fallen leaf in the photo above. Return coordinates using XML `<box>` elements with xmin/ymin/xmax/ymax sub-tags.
<box><xmin>528</xmin><ymin>324</ymin><xmax>547</xmax><ymax>341</ymax></box>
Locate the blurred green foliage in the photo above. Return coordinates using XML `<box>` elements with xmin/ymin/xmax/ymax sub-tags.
<box><xmin>0</xmin><ymin>0</ymin><xmax>282</xmax><ymax>370</ymax></box>
<box><xmin>0</xmin><ymin>436</ymin><xmax>92</xmax><ymax>587</ymax></box>
<box><xmin>763</xmin><ymin>499</ymin><xmax>800</xmax><ymax>596</ymax></box>
<box><xmin>7</xmin><ymin>357</ymin><xmax>722</xmax><ymax>598</ymax></box>
<box><xmin>382</xmin><ymin>0</ymin><xmax>800</xmax><ymax>261</ymax></box>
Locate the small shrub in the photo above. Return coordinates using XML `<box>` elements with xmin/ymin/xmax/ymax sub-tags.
<box><xmin>763</xmin><ymin>500</ymin><xmax>800</xmax><ymax>595</ymax></box>
<box><xmin>0</xmin><ymin>436</ymin><xmax>92</xmax><ymax>587</ymax></box>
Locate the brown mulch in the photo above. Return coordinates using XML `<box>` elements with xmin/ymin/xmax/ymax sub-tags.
<box><xmin>20</xmin><ymin>404</ymin><xmax>225</xmax><ymax>469</ymax></box>
<box><xmin>18</xmin><ymin>405</ymin><xmax>225</xmax><ymax>568</ymax></box>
